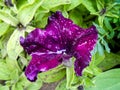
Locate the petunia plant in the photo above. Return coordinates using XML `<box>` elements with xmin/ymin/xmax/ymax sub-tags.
<box><xmin>0</xmin><ymin>0</ymin><xmax>120</xmax><ymax>90</ymax></box>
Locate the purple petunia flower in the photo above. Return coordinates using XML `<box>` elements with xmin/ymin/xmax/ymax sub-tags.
<box><xmin>20</xmin><ymin>11</ymin><xmax>98</xmax><ymax>82</ymax></box>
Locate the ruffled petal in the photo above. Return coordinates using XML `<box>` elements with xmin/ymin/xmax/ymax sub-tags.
<box><xmin>73</xmin><ymin>26</ymin><xmax>98</xmax><ymax>76</ymax></box>
<box><xmin>20</xmin><ymin>28</ymin><xmax>62</xmax><ymax>54</ymax></box>
<box><xmin>20</xmin><ymin>11</ymin><xmax>83</xmax><ymax>54</ymax></box>
<box><xmin>25</xmin><ymin>53</ymin><xmax>62</xmax><ymax>81</ymax></box>
<box><xmin>74</xmin><ymin>47</ymin><xmax>91</xmax><ymax>76</ymax></box>
<box><xmin>45</xmin><ymin>11</ymin><xmax>84</xmax><ymax>51</ymax></box>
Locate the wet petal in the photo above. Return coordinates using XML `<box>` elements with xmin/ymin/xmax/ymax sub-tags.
<box><xmin>20</xmin><ymin>11</ymin><xmax>86</xmax><ymax>55</ymax></box>
<box><xmin>20</xmin><ymin>28</ymin><xmax>62</xmax><ymax>54</ymax></box>
<box><xmin>25</xmin><ymin>53</ymin><xmax>62</xmax><ymax>81</ymax></box>
<box><xmin>74</xmin><ymin>47</ymin><xmax>91</xmax><ymax>76</ymax></box>
<box><xmin>73</xmin><ymin>26</ymin><xmax>98</xmax><ymax>76</ymax></box>
<box><xmin>46</xmin><ymin>11</ymin><xmax>84</xmax><ymax>50</ymax></box>
<box><xmin>73</xmin><ymin>26</ymin><xmax>98</xmax><ymax>51</ymax></box>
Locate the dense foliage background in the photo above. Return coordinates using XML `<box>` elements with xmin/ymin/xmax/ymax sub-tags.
<box><xmin>0</xmin><ymin>0</ymin><xmax>120</xmax><ymax>90</ymax></box>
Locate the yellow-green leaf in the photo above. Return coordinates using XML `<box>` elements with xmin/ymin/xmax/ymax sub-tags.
<box><xmin>17</xmin><ymin>0</ymin><xmax>44</xmax><ymax>26</ymax></box>
<box><xmin>7</xmin><ymin>29</ymin><xmax>25</xmax><ymax>60</ymax></box>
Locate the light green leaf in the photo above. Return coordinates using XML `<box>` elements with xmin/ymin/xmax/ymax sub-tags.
<box><xmin>18</xmin><ymin>73</ymin><xmax>43</xmax><ymax>90</ymax></box>
<box><xmin>39</xmin><ymin>65</ymin><xmax>65</xmax><ymax>83</ymax></box>
<box><xmin>41</xmin><ymin>0</ymin><xmax>71</xmax><ymax>10</ymax></box>
<box><xmin>69</xmin><ymin>9</ymin><xmax>83</xmax><ymax>26</ymax></box>
<box><xmin>106</xmin><ymin>12</ymin><xmax>119</xmax><ymax>18</ymax></box>
<box><xmin>0</xmin><ymin>10</ymin><xmax>18</xmax><ymax>26</ymax></box>
<box><xmin>0</xmin><ymin>85</ymin><xmax>9</xmax><ymax>90</ymax></box>
<box><xmin>7</xmin><ymin>29</ymin><xmax>25</xmax><ymax>60</ymax></box>
<box><xmin>55</xmin><ymin>80</ymin><xmax>67</xmax><ymax>90</ymax></box>
<box><xmin>97</xmin><ymin>41</ymin><xmax>104</xmax><ymax>55</ymax></box>
<box><xmin>93</xmin><ymin>22</ymin><xmax>106</xmax><ymax>35</ymax></box>
<box><xmin>12</xmin><ymin>84</ymin><xmax>23</xmax><ymax>90</ymax></box>
<box><xmin>0</xmin><ymin>58</ymin><xmax>20</xmax><ymax>80</ymax></box>
<box><xmin>66</xmin><ymin>66</ymin><xmax>74</xmax><ymax>89</ymax></box>
<box><xmin>10</xmin><ymin>69</ymin><xmax>19</xmax><ymax>80</ymax></box>
<box><xmin>83</xmin><ymin>77</ymin><xmax>94</xmax><ymax>88</ymax></box>
<box><xmin>39</xmin><ymin>69</ymin><xmax>65</xmax><ymax>83</ymax></box>
<box><xmin>66</xmin><ymin>58</ymin><xmax>79</xmax><ymax>89</ymax></box>
<box><xmin>98</xmin><ymin>52</ymin><xmax>120</xmax><ymax>71</ymax></box>
<box><xmin>0</xmin><ymin>22</ymin><xmax>9</xmax><ymax>36</ymax></box>
<box><xmin>101</xmin><ymin>39</ymin><xmax>110</xmax><ymax>53</ymax></box>
<box><xmin>82</xmin><ymin>0</ymin><xmax>96</xmax><ymax>13</ymax></box>
<box><xmin>0</xmin><ymin>61</ymin><xmax>10</xmax><ymax>80</ymax></box>
<box><xmin>6</xmin><ymin>58</ymin><xmax>21</xmax><ymax>72</ymax></box>
<box><xmin>84</xmin><ymin>66</ymin><xmax>102</xmax><ymax>76</ymax></box>
<box><xmin>17</xmin><ymin>0</ymin><xmax>44</xmax><ymax>26</ymax></box>
<box><xmin>64</xmin><ymin>0</ymin><xmax>82</xmax><ymax>11</ymax></box>
<box><xmin>25</xmin><ymin>80</ymin><xmax>42</xmax><ymax>90</ymax></box>
<box><xmin>91</xmin><ymin>52</ymin><xmax>105</xmax><ymax>66</ymax></box>
<box><xmin>85</xmin><ymin>69</ymin><xmax>120</xmax><ymax>90</ymax></box>
<box><xmin>98</xmin><ymin>16</ymin><xmax>104</xmax><ymax>27</ymax></box>
<box><xmin>27</xmin><ymin>0</ymin><xmax>35</xmax><ymax>4</ymax></box>
<box><xmin>96</xmin><ymin>0</ymin><xmax>104</xmax><ymax>10</ymax></box>
<box><xmin>25</xmin><ymin>26</ymin><xmax>35</xmax><ymax>33</ymax></box>
<box><xmin>35</xmin><ymin>13</ymin><xmax>50</xmax><ymax>28</ymax></box>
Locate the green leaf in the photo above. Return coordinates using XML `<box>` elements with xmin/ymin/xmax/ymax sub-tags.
<box><xmin>0</xmin><ymin>58</ymin><xmax>20</xmax><ymax>80</ymax></box>
<box><xmin>83</xmin><ymin>77</ymin><xmax>94</xmax><ymax>88</ymax></box>
<box><xmin>115</xmin><ymin>0</ymin><xmax>120</xmax><ymax>3</ymax></box>
<box><xmin>69</xmin><ymin>9</ymin><xmax>83</xmax><ymax>26</ymax></box>
<box><xmin>85</xmin><ymin>69</ymin><xmax>120</xmax><ymax>90</ymax></box>
<box><xmin>97</xmin><ymin>41</ymin><xmax>104</xmax><ymax>55</ymax></box>
<box><xmin>12</xmin><ymin>73</ymin><xmax>42</xmax><ymax>90</ymax></box>
<box><xmin>0</xmin><ymin>10</ymin><xmax>18</xmax><ymax>26</ymax></box>
<box><xmin>25</xmin><ymin>26</ymin><xmax>35</xmax><ymax>33</ymax></box>
<box><xmin>84</xmin><ymin>66</ymin><xmax>102</xmax><ymax>76</ymax></box>
<box><xmin>27</xmin><ymin>0</ymin><xmax>35</xmax><ymax>4</ymax></box>
<box><xmin>40</xmin><ymin>69</ymin><xmax>65</xmax><ymax>83</ymax></box>
<box><xmin>55</xmin><ymin>80</ymin><xmax>67</xmax><ymax>90</ymax></box>
<box><xmin>17</xmin><ymin>0</ymin><xmax>44</xmax><ymax>26</ymax></box>
<box><xmin>34</xmin><ymin>12</ymin><xmax>50</xmax><ymax>28</ymax></box>
<box><xmin>98</xmin><ymin>16</ymin><xmax>104</xmax><ymax>27</ymax></box>
<box><xmin>66</xmin><ymin>66</ymin><xmax>74</xmax><ymax>89</ymax></box>
<box><xmin>0</xmin><ymin>61</ymin><xmax>10</xmax><ymax>80</ymax></box>
<box><xmin>12</xmin><ymin>84</ymin><xmax>23</xmax><ymax>90</ymax></box>
<box><xmin>15</xmin><ymin>0</ymin><xmax>28</xmax><ymax>9</ymax></box>
<box><xmin>96</xmin><ymin>0</ymin><xmax>104</xmax><ymax>10</ymax></box>
<box><xmin>104</xmin><ymin>17</ymin><xmax>112</xmax><ymax>31</ymax></box>
<box><xmin>5</xmin><ymin>57</ymin><xmax>21</xmax><ymax>72</ymax></box>
<box><xmin>82</xmin><ymin>0</ymin><xmax>96</xmax><ymax>13</ymax></box>
<box><xmin>104</xmin><ymin>17</ymin><xmax>114</xmax><ymax>39</ymax></box>
<box><xmin>0</xmin><ymin>28</ymin><xmax>13</xmax><ymax>58</ymax></box>
<box><xmin>66</xmin><ymin>58</ymin><xmax>79</xmax><ymax>89</ymax></box>
<box><xmin>25</xmin><ymin>80</ymin><xmax>42</xmax><ymax>90</ymax></box>
<box><xmin>0</xmin><ymin>85</ymin><xmax>9</xmax><ymax>90</ymax></box>
<box><xmin>39</xmin><ymin>65</ymin><xmax>65</xmax><ymax>83</ymax></box>
<box><xmin>64</xmin><ymin>0</ymin><xmax>82</xmax><ymax>11</ymax></box>
<box><xmin>91</xmin><ymin>52</ymin><xmax>105</xmax><ymax>66</ymax></box>
<box><xmin>93</xmin><ymin>22</ymin><xmax>106</xmax><ymax>35</ymax></box>
<box><xmin>0</xmin><ymin>22</ymin><xmax>9</xmax><ymax>36</ymax></box>
<box><xmin>101</xmin><ymin>39</ymin><xmax>110</xmax><ymax>53</ymax></box>
<box><xmin>98</xmin><ymin>52</ymin><xmax>120</xmax><ymax>71</ymax></box>
<box><xmin>106</xmin><ymin>12</ymin><xmax>119</xmax><ymax>18</ymax></box>
<box><xmin>10</xmin><ymin>69</ymin><xmax>19</xmax><ymax>80</ymax></box>
<box><xmin>7</xmin><ymin>29</ymin><xmax>25</xmax><ymax>60</ymax></box>
<box><xmin>41</xmin><ymin>0</ymin><xmax>71</xmax><ymax>10</ymax></box>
